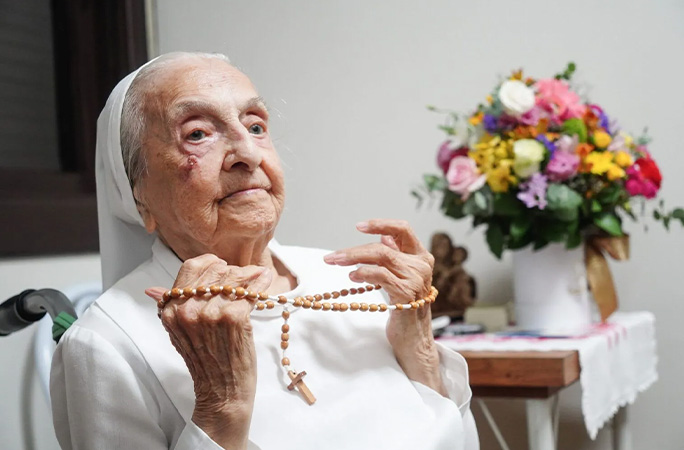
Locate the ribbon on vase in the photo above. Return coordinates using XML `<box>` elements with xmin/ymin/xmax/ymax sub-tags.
<box><xmin>585</xmin><ymin>235</ymin><xmax>630</xmax><ymax>322</ymax></box>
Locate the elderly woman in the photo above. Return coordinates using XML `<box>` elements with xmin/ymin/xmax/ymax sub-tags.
<box><xmin>50</xmin><ymin>52</ymin><xmax>478</xmax><ymax>450</ymax></box>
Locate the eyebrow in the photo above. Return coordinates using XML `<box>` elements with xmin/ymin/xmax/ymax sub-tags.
<box><xmin>168</xmin><ymin>96</ymin><xmax>269</xmax><ymax>123</ymax></box>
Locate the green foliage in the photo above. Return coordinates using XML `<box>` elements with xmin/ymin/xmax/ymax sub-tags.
<box><xmin>594</xmin><ymin>212</ymin><xmax>623</xmax><ymax>236</ymax></box>
<box><xmin>554</xmin><ymin>62</ymin><xmax>577</xmax><ymax>81</ymax></box>
<box><xmin>561</xmin><ymin>118</ymin><xmax>588</xmax><ymax>143</ymax></box>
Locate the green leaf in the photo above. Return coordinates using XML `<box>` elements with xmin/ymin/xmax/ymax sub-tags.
<box><xmin>423</xmin><ymin>174</ymin><xmax>446</xmax><ymax>192</ymax></box>
<box><xmin>540</xmin><ymin>221</ymin><xmax>568</xmax><ymax>243</ymax></box>
<box><xmin>596</xmin><ymin>185</ymin><xmax>624</xmax><ymax>206</ymax></box>
<box><xmin>510</xmin><ymin>216</ymin><xmax>532</xmax><ymax>241</ymax></box>
<box><xmin>441</xmin><ymin>191</ymin><xmax>466</xmax><ymax>219</ymax></box>
<box><xmin>463</xmin><ymin>191</ymin><xmax>489</xmax><ymax>216</ymax></box>
<box><xmin>547</xmin><ymin>184</ymin><xmax>584</xmax><ymax>210</ymax></box>
<box><xmin>672</xmin><ymin>208</ymin><xmax>684</xmax><ymax>224</ymax></box>
<box><xmin>533</xmin><ymin>237</ymin><xmax>550</xmax><ymax>251</ymax></box>
<box><xmin>591</xmin><ymin>199</ymin><xmax>602</xmax><ymax>213</ymax></box>
<box><xmin>486</xmin><ymin>223</ymin><xmax>505</xmax><ymax>259</ymax></box>
<box><xmin>493</xmin><ymin>193</ymin><xmax>525</xmax><ymax>216</ymax></box>
<box><xmin>562</xmin><ymin>118</ymin><xmax>588</xmax><ymax>143</ymax></box>
<box><xmin>594</xmin><ymin>212</ymin><xmax>623</xmax><ymax>236</ymax></box>
<box><xmin>566</xmin><ymin>230</ymin><xmax>582</xmax><ymax>249</ymax></box>
<box><xmin>437</xmin><ymin>125</ymin><xmax>456</xmax><ymax>134</ymax></box>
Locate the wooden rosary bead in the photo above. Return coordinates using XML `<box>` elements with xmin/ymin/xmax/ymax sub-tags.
<box><xmin>303</xmin><ymin>299</ymin><xmax>312</xmax><ymax>309</ymax></box>
<box><xmin>357</xmin><ymin>287</ymin><xmax>365</xmax><ymax>294</ymax></box>
<box><xmin>246</xmin><ymin>291</ymin><xmax>258</xmax><ymax>300</ymax></box>
<box><xmin>340</xmin><ymin>289</ymin><xmax>349</xmax><ymax>297</ymax></box>
<box><xmin>281</xmin><ymin>357</ymin><xmax>290</xmax><ymax>366</ymax></box>
<box><xmin>293</xmin><ymin>298</ymin><xmax>304</xmax><ymax>307</ymax></box>
<box><xmin>369</xmin><ymin>304</ymin><xmax>379</xmax><ymax>312</ymax></box>
<box><xmin>350</xmin><ymin>288</ymin><xmax>358</xmax><ymax>295</ymax></box>
<box><xmin>322</xmin><ymin>302</ymin><xmax>332</xmax><ymax>311</ymax></box>
<box><xmin>278</xmin><ymin>295</ymin><xmax>288</xmax><ymax>304</ymax></box>
<box><xmin>350</xmin><ymin>302</ymin><xmax>359</xmax><ymax>311</ymax></box>
<box><xmin>314</xmin><ymin>294</ymin><xmax>323</xmax><ymax>301</ymax></box>
<box><xmin>374</xmin><ymin>284</ymin><xmax>382</xmax><ymax>290</ymax></box>
<box><xmin>305</xmin><ymin>295</ymin><xmax>314</xmax><ymax>302</ymax></box>
<box><xmin>323</xmin><ymin>292</ymin><xmax>331</xmax><ymax>300</ymax></box>
<box><xmin>359</xmin><ymin>303</ymin><xmax>369</xmax><ymax>311</ymax></box>
<box><xmin>282</xmin><ymin>324</ymin><xmax>290</xmax><ymax>333</ymax></box>
<box><xmin>410</xmin><ymin>302</ymin><xmax>419</xmax><ymax>310</ymax></box>
<box><xmin>418</xmin><ymin>299</ymin><xmax>426</xmax><ymax>307</ymax></box>
<box><xmin>339</xmin><ymin>303</ymin><xmax>349</xmax><ymax>312</ymax></box>
<box><xmin>182</xmin><ymin>287</ymin><xmax>194</xmax><ymax>298</ymax></box>
<box><xmin>282</xmin><ymin>311</ymin><xmax>290</xmax><ymax>319</ymax></box>
<box><xmin>256</xmin><ymin>303</ymin><xmax>265</xmax><ymax>311</ymax></box>
<box><xmin>222</xmin><ymin>285</ymin><xmax>233</xmax><ymax>296</ymax></box>
<box><xmin>332</xmin><ymin>303</ymin><xmax>340</xmax><ymax>311</ymax></box>
<box><xmin>259</xmin><ymin>292</ymin><xmax>269</xmax><ymax>300</ymax></box>
<box><xmin>395</xmin><ymin>304</ymin><xmax>404</xmax><ymax>311</ymax></box>
<box><xmin>196</xmin><ymin>286</ymin><xmax>207</xmax><ymax>296</ymax></box>
<box><xmin>379</xmin><ymin>304</ymin><xmax>388</xmax><ymax>312</ymax></box>
<box><xmin>312</xmin><ymin>302</ymin><xmax>322</xmax><ymax>310</ymax></box>
<box><xmin>281</xmin><ymin>333</ymin><xmax>290</xmax><ymax>341</ymax></box>
<box><xmin>234</xmin><ymin>287</ymin><xmax>246</xmax><ymax>298</ymax></box>
<box><xmin>281</xmin><ymin>341</ymin><xmax>289</xmax><ymax>350</ymax></box>
<box><xmin>332</xmin><ymin>291</ymin><xmax>340</xmax><ymax>299</ymax></box>
<box><xmin>209</xmin><ymin>285</ymin><xmax>222</xmax><ymax>296</ymax></box>
<box><xmin>266</xmin><ymin>301</ymin><xmax>275</xmax><ymax>309</ymax></box>
<box><xmin>170</xmin><ymin>288</ymin><xmax>182</xmax><ymax>299</ymax></box>
<box><xmin>365</xmin><ymin>285</ymin><xmax>374</xmax><ymax>291</ymax></box>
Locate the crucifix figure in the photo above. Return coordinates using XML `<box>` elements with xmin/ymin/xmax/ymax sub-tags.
<box><xmin>287</xmin><ymin>370</ymin><xmax>316</xmax><ymax>405</ymax></box>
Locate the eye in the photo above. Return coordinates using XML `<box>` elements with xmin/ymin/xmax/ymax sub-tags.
<box><xmin>249</xmin><ymin>123</ymin><xmax>265</xmax><ymax>135</ymax></box>
<box><xmin>187</xmin><ymin>130</ymin><xmax>207</xmax><ymax>141</ymax></box>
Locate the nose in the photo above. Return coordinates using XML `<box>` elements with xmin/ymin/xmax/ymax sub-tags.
<box><xmin>222</xmin><ymin>127</ymin><xmax>262</xmax><ymax>172</ymax></box>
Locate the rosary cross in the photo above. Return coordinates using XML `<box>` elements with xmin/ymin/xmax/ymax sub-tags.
<box><xmin>287</xmin><ymin>370</ymin><xmax>316</xmax><ymax>405</ymax></box>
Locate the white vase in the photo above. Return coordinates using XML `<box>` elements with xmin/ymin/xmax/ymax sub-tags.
<box><xmin>512</xmin><ymin>243</ymin><xmax>595</xmax><ymax>333</ymax></box>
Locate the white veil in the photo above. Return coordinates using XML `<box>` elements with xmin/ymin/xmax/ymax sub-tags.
<box><xmin>95</xmin><ymin>58</ymin><xmax>159</xmax><ymax>290</ymax></box>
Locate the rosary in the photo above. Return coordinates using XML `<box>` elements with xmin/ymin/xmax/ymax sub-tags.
<box><xmin>158</xmin><ymin>284</ymin><xmax>438</xmax><ymax>405</ymax></box>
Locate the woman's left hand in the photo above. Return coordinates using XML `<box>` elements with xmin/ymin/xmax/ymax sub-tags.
<box><xmin>323</xmin><ymin>219</ymin><xmax>446</xmax><ymax>396</ymax></box>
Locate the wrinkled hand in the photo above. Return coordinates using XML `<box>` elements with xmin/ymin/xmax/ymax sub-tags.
<box><xmin>323</xmin><ymin>219</ymin><xmax>446</xmax><ymax>396</ymax></box>
<box><xmin>146</xmin><ymin>254</ymin><xmax>272</xmax><ymax>450</ymax></box>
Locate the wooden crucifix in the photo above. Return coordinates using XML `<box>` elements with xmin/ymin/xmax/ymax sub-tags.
<box><xmin>287</xmin><ymin>370</ymin><xmax>316</xmax><ymax>405</ymax></box>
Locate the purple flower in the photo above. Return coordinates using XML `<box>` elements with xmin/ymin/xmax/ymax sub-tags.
<box><xmin>483</xmin><ymin>114</ymin><xmax>498</xmax><ymax>133</ymax></box>
<box><xmin>517</xmin><ymin>173</ymin><xmax>548</xmax><ymax>210</ymax></box>
<box><xmin>545</xmin><ymin>150</ymin><xmax>579</xmax><ymax>182</ymax></box>
<box><xmin>536</xmin><ymin>135</ymin><xmax>557</xmax><ymax>155</ymax></box>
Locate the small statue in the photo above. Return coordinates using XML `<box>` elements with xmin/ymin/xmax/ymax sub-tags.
<box><xmin>429</xmin><ymin>232</ymin><xmax>477</xmax><ymax>319</ymax></box>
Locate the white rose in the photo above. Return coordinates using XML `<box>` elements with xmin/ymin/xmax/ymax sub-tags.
<box><xmin>513</xmin><ymin>139</ymin><xmax>545</xmax><ymax>178</ymax></box>
<box><xmin>498</xmin><ymin>80</ymin><xmax>535</xmax><ymax>117</ymax></box>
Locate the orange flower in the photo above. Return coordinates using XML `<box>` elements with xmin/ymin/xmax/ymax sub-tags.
<box><xmin>510</xmin><ymin>69</ymin><xmax>523</xmax><ymax>81</ymax></box>
<box><xmin>576</xmin><ymin>143</ymin><xmax>594</xmax><ymax>159</ymax></box>
<box><xmin>469</xmin><ymin>111</ymin><xmax>484</xmax><ymax>126</ymax></box>
<box><xmin>583</xmin><ymin>109</ymin><xmax>600</xmax><ymax>131</ymax></box>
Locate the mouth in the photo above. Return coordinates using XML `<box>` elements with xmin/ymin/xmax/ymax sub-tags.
<box><xmin>220</xmin><ymin>185</ymin><xmax>271</xmax><ymax>202</ymax></box>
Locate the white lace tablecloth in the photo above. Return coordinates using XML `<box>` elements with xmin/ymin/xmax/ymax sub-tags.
<box><xmin>438</xmin><ymin>311</ymin><xmax>658</xmax><ymax>439</ymax></box>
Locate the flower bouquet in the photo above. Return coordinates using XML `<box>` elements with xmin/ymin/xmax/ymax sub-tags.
<box><xmin>417</xmin><ymin>63</ymin><xmax>683</xmax><ymax>326</ymax></box>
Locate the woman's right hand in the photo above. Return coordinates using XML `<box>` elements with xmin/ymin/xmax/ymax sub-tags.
<box><xmin>145</xmin><ymin>254</ymin><xmax>273</xmax><ymax>450</ymax></box>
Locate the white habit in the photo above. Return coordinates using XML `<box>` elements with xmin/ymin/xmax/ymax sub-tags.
<box><xmin>49</xmin><ymin>53</ymin><xmax>479</xmax><ymax>449</ymax></box>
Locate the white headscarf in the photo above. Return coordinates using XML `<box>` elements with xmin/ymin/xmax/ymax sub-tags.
<box><xmin>95</xmin><ymin>58</ymin><xmax>159</xmax><ymax>290</ymax></box>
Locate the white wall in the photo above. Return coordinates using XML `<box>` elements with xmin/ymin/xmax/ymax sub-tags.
<box><xmin>0</xmin><ymin>255</ymin><xmax>100</xmax><ymax>450</ymax></box>
<box><xmin>154</xmin><ymin>1</ymin><xmax>684</xmax><ymax>448</ymax></box>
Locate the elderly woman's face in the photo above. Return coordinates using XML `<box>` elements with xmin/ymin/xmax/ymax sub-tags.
<box><xmin>136</xmin><ymin>58</ymin><xmax>285</xmax><ymax>259</ymax></box>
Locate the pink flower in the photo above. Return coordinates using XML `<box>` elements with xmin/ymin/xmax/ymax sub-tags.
<box><xmin>535</xmin><ymin>78</ymin><xmax>586</xmax><ymax>124</ymax></box>
<box><xmin>518</xmin><ymin>105</ymin><xmax>542</xmax><ymax>126</ymax></box>
<box><xmin>437</xmin><ymin>139</ymin><xmax>468</xmax><ymax>173</ymax></box>
<box><xmin>625</xmin><ymin>158</ymin><xmax>662</xmax><ymax>199</ymax></box>
<box><xmin>446</xmin><ymin>156</ymin><xmax>487</xmax><ymax>200</ymax></box>
<box><xmin>545</xmin><ymin>151</ymin><xmax>580</xmax><ymax>182</ymax></box>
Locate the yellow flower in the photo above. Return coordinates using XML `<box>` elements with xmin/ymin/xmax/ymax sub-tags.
<box><xmin>486</xmin><ymin>95</ymin><xmax>493</xmax><ymax>104</ymax></box>
<box><xmin>619</xmin><ymin>132</ymin><xmax>634</xmax><ymax>148</ymax></box>
<box><xmin>469</xmin><ymin>112</ymin><xmax>484</xmax><ymax>126</ymax></box>
<box><xmin>486</xmin><ymin>162</ymin><xmax>517</xmax><ymax>193</ymax></box>
<box><xmin>592</xmin><ymin>130</ymin><xmax>612</xmax><ymax>149</ymax></box>
<box><xmin>584</xmin><ymin>151</ymin><xmax>614</xmax><ymax>175</ymax></box>
<box><xmin>614</xmin><ymin>151</ymin><xmax>634</xmax><ymax>168</ymax></box>
<box><xmin>607</xmin><ymin>165</ymin><xmax>626</xmax><ymax>181</ymax></box>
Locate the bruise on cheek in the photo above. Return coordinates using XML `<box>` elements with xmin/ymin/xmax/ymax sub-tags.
<box><xmin>180</xmin><ymin>154</ymin><xmax>200</xmax><ymax>179</ymax></box>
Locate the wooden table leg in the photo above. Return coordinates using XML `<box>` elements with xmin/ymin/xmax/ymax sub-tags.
<box><xmin>526</xmin><ymin>397</ymin><xmax>556</xmax><ymax>450</ymax></box>
<box><xmin>612</xmin><ymin>406</ymin><xmax>632</xmax><ymax>450</ymax></box>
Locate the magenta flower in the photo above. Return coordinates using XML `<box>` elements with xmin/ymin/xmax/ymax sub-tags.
<box><xmin>437</xmin><ymin>139</ymin><xmax>468</xmax><ymax>173</ymax></box>
<box><xmin>545</xmin><ymin>151</ymin><xmax>580</xmax><ymax>182</ymax></box>
<box><xmin>517</xmin><ymin>173</ymin><xmax>548</xmax><ymax>209</ymax></box>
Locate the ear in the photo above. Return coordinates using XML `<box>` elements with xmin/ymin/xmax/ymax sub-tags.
<box><xmin>133</xmin><ymin>186</ymin><xmax>157</xmax><ymax>234</ymax></box>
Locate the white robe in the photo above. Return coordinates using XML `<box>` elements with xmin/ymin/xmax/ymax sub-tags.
<box><xmin>51</xmin><ymin>239</ymin><xmax>479</xmax><ymax>449</ymax></box>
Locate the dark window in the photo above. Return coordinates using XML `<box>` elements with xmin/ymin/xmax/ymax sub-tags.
<box><xmin>0</xmin><ymin>0</ymin><xmax>148</xmax><ymax>256</ymax></box>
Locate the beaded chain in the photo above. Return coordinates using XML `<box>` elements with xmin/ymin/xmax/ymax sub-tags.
<box><xmin>158</xmin><ymin>284</ymin><xmax>438</xmax><ymax>405</ymax></box>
